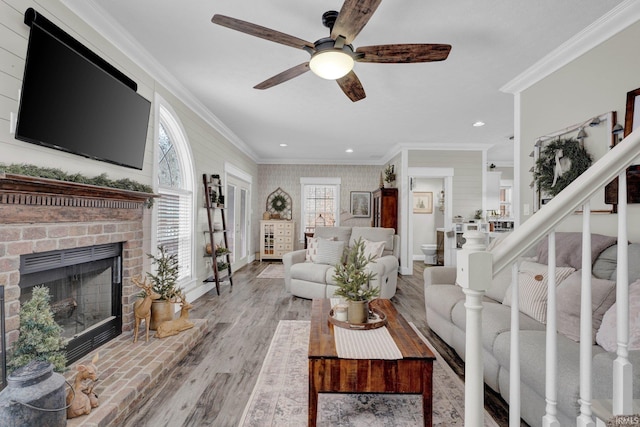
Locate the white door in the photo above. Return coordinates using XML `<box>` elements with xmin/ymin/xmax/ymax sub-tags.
<box><xmin>226</xmin><ymin>175</ymin><xmax>250</xmax><ymax>271</ymax></box>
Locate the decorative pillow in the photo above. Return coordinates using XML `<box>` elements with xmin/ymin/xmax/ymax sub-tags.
<box><xmin>314</xmin><ymin>239</ymin><xmax>345</xmax><ymax>266</ymax></box>
<box><xmin>362</xmin><ymin>239</ymin><xmax>386</xmax><ymax>260</ymax></box>
<box><xmin>306</xmin><ymin>236</ymin><xmax>335</xmax><ymax>262</ymax></box>
<box><xmin>556</xmin><ymin>270</ymin><xmax>616</xmax><ymax>343</ymax></box>
<box><xmin>502</xmin><ymin>261</ymin><xmax>575</xmax><ymax>324</ymax></box>
<box><xmin>596</xmin><ymin>279</ymin><xmax>640</xmax><ymax>352</ymax></box>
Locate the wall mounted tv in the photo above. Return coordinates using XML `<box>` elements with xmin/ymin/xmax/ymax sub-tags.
<box><xmin>16</xmin><ymin>9</ymin><xmax>151</xmax><ymax>170</ymax></box>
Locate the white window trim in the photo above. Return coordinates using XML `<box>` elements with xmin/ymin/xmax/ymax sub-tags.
<box><xmin>153</xmin><ymin>93</ymin><xmax>197</xmax><ymax>291</ymax></box>
<box><xmin>299</xmin><ymin>177</ymin><xmax>341</xmax><ymax>242</ymax></box>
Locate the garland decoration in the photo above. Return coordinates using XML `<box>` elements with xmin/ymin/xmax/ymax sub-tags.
<box><xmin>270</xmin><ymin>194</ymin><xmax>287</xmax><ymax>212</ymax></box>
<box><xmin>534</xmin><ymin>138</ymin><xmax>592</xmax><ymax>197</ymax></box>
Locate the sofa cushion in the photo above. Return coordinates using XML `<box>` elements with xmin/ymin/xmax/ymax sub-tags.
<box><xmin>502</xmin><ymin>261</ymin><xmax>574</xmax><ymax>324</ymax></box>
<box><xmin>290</xmin><ymin>262</ymin><xmax>332</xmax><ymax>283</ymax></box>
<box><xmin>350</xmin><ymin>227</ymin><xmax>394</xmax><ymax>252</ymax></box>
<box><xmin>556</xmin><ymin>270</ymin><xmax>616</xmax><ymax>343</ymax></box>
<box><xmin>362</xmin><ymin>239</ymin><xmax>386</xmax><ymax>260</ymax></box>
<box><xmin>314</xmin><ymin>239</ymin><xmax>345</xmax><ymax>265</ymax></box>
<box><xmin>306</xmin><ymin>236</ymin><xmax>336</xmax><ymax>262</ymax></box>
<box><xmin>597</xmin><ymin>279</ymin><xmax>640</xmax><ymax>352</ymax></box>
<box><xmin>536</xmin><ymin>232</ymin><xmax>617</xmax><ymax>270</ymax></box>
<box><xmin>595</xmin><ymin>243</ymin><xmax>640</xmax><ymax>283</ymax></box>
<box><xmin>315</xmin><ymin>226</ymin><xmax>352</xmax><ymax>243</ymax></box>
<box><xmin>424</xmin><ymin>284</ymin><xmax>466</xmax><ymax>323</ymax></box>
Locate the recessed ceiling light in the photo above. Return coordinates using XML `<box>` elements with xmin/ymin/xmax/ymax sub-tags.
<box><xmin>345</xmin><ymin>148</ymin><xmax>353</xmax><ymax>153</ymax></box>
<box><xmin>279</xmin><ymin>143</ymin><xmax>288</xmax><ymax>147</ymax></box>
<box><xmin>473</xmin><ymin>121</ymin><xmax>485</xmax><ymax>127</ymax></box>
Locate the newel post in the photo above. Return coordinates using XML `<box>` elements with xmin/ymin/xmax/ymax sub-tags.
<box><xmin>457</xmin><ymin>230</ymin><xmax>492</xmax><ymax>427</ymax></box>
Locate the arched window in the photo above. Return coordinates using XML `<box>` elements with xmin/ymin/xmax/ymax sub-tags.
<box><xmin>155</xmin><ymin>98</ymin><xmax>195</xmax><ymax>286</ymax></box>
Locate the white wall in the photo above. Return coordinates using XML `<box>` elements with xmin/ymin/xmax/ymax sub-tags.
<box><xmin>519</xmin><ymin>20</ymin><xmax>640</xmax><ymax>241</ymax></box>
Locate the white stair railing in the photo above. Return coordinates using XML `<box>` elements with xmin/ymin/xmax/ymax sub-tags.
<box><xmin>459</xmin><ymin>127</ymin><xmax>640</xmax><ymax>425</ymax></box>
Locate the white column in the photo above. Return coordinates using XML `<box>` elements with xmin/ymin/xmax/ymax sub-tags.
<box><xmin>543</xmin><ymin>231</ymin><xmax>560</xmax><ymax>427</ymax></box>
<box><xmin>614</xmin><ymin>170</ymin><xmax>632</xmax><ymax>414</ymax></box>
<box><xmin>577</xmin><ymin>202</ymin><xmax>594</xmax><ymax>427</ymax></box>
<box><xmin>457</xmin><ymin>230</ymin><xmax>492</xmax><ymax>427</ymax></box>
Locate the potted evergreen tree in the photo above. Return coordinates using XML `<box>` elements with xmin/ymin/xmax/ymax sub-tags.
<box><xmin>146</xmin><ymin>245</ymin><xmax>181</xmax><ymax>330</ymax></box>
<box><xmin>332</xmin><ymin>238</ymin><xmax>379</xmax><ymax>323</ymax></box>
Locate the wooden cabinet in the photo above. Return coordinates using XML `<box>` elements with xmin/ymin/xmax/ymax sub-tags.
<box><xmin>372</xmin><ymin>188</ymin><xmax>398</xmax><ymax>232</ymax></box>
<box><xmin>260</xmin><ymin>220</ymin><xmax>295</xmax><ymax>260</ymax></box>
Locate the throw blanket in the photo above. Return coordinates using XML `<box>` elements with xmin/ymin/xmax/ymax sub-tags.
<box><xmin>537</xmin><ymin>232</ymin><xmax>618</xmax><ymax>270</ymax></box>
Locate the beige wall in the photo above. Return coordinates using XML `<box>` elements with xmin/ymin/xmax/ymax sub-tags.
<box><xmin>0</xmin><ymin>0</ymin><xmax>257</xmax><ymax>285</ymax></box>
<box><xmin>408</xmin><ymin>150</ymin><xmax>484</xmax><ymax>221</ymax></box>
<box><xmin>519</xmin><ymin>21</ymin><xmax>640</xmax><ymax>241</ymax></box>
<box><xmin>257</xmin><ymin>164</ymin><xmax>382</xmax><ymax>250</ymax></box>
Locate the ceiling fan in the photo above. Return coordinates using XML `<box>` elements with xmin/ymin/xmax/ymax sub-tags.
<box><xmin>211</xmin><ymin>0</ymin><xmax>451</xmax><ymax>102</ymax></box>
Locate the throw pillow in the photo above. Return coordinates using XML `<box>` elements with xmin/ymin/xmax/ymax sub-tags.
<box><xmin>314</xmin><ymin>239</ymin><xmax>345</xmax><ymax>266</ymax></box>
<box><xmin>596</xmin><ymin>279</ymin><xmax>640</xmax><ymax>352</ymax></box>
<box><xmin>306</xmin><ymin>236</ymin><xmax>335</xmax><ymax>262</ymax></box>
<box><xmin>556</xmin><ymin>270</ymin><xmax>616</xmax><ymax>343</ymax></box>
<box><xmin>502</xmin><ymin>261</ymin><xmax>575</xmax><ymax>324</ymax></box>
<box><xmin>362</xmin><ymin>239</ymin><xmax>386</xmax><ymax>260</ymax></box>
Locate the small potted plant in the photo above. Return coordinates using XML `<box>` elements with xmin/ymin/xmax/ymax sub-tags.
<box><xmin>332</xmin><ymin>238</ymin><xmax>379</xmax><ymax>323</ymax></box>
<box><xmin>384</xmin><ymin>164</ymin><xmax>396</xmax><ymax>187</ymax></box>
<box><xmin>146</xmin><ymin>245</ymin><xmax>181</xmax><ymax>330</ymax></box>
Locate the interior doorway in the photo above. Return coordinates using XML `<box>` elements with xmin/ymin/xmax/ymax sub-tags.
<box><xmin>225</xmin><ymin>164</ymin><xmax>252</xmax><ymax>271</ymax></box>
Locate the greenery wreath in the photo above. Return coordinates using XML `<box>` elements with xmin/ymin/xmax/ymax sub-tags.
<box><xmin>534</xmin><ymin>138</ymin><xmax>592</xmax><ymax>197</ymax></box>
<box><xmin>270</xmin><ymin>194</ymin><xmax>287</xmax><ymax>212</ymax></box>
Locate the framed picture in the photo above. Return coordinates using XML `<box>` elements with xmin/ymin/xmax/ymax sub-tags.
<box><xmin>350</xmin><ymin>191</ymin><xmax>371</xmax><ymax>217</ymax></box>
<box><xmin>413</xmin><ymin>192</ymin><xmax>433</xmax><ymax>214</ymax></box>
<box><xmin>605</xmin><ymin>87</ymin><xmax>640</xmax><ymax>209</ymax></box>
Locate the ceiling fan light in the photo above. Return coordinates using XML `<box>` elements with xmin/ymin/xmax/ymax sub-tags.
<box><xmin>309</xmin><ymin>50</ymin><xmax>354</xmax><ymax>80</ymax></box>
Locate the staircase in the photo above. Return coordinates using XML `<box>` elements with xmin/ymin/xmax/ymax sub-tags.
<box><xmin>459</xmin><ymin>127</ymin><xmax>640</xmax><ymax>426</ymax></box>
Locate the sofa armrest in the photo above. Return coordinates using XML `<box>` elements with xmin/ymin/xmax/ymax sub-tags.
<box><xmin>366</xmin><ymin>255</ymin><xmax>399</xmax><ymax>299</ymax></box>
<box><xmin>424</xmin><ymin>266</ymin><xmax>457</xmax><ymax>288</ymax></box>
<box><xmin>283</xmin><ymin>249</ymin><xmax>306</xmax><ymax>292</ymax></box>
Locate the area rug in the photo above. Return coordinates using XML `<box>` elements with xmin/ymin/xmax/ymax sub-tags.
<box><xmin>239</xmin><ymin>320</ymin><xmax>499</xmax><ymax>427</ymax></box>
<box><xmin>257</xmin><ymin>263</ymin><xmax>285</xmax><ymax>279</ymax></box>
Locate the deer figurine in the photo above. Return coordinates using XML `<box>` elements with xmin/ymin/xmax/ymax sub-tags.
<box><xmin>133</xmin><ymin>276</ymin><xmax>161</xmax><ymax>343</ymax></box>
<box><xmin>66</xmin><ymin>353</ymin><xmax>99</xmax><ymax>419</ymax></box>
<box><xmin>155</xmin><ymin>292</ymin><xmax>194</xmax><ymax>338</ymax></box>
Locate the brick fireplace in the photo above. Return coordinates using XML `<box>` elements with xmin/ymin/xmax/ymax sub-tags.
<box><xmin>0</xmin><ymin>173</ymin><xmax>153</xmax><ymax>364</ymax></box>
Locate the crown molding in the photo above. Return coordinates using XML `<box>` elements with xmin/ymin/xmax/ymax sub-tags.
<box><xmin>501</xmin><ymin>0</ymin><xmax>640</xmax><ymax>94</ymax></box>
<box><xmin>61</xmin><ymin>0</ymin><xmax>258</xmax><ymax>162</ymax></box>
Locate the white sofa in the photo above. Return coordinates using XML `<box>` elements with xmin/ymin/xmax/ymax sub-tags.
<box><xmin>283</xmin><ymin>226</ymin><xmax>399</xmax><ymax>300</ymax></box>
<box><xmin>424</xmin><ymin>233</ymin><xmax>640</xmax><ymax>426</ymax></box>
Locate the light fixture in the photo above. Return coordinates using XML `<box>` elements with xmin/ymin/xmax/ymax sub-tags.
<box><xmin>589</xmin><ymin>117</ymin><xmax>601</xmax><ymax>127</ymax></box>
<box><xmin>279</xmin><ymin>143</ymin><xmax>288</xmax><ymax>147</ymax></box>
<box><xmin>473</xmin><ymin>121</ymin><xmax>485</xmax><ymax>127</ymax></box>
<box><xmin>308</xmin><ymin>37</ymin><xmax>355</xmax><ymax>80</ymax></box>
<box><xmin>345</xmin><ymin>148</ymin><xmax>353</xmax><ymax>153</ymax></box>
<box><xmin>576</xmin><ymin>127</ymin><xmax>587</xmax><ymax>140</ymax></box>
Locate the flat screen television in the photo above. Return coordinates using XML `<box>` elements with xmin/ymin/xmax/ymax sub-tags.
<box><xmin>16</xmin><ymin>18</ymin><xmax>151</xmax><ymax>170</ymax></box>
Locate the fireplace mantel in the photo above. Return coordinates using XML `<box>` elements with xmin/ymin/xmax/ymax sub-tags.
<box><xmin>0</xmin><ymin>172</ymin><xmax>156</xmax><ymax>223</ymax></box>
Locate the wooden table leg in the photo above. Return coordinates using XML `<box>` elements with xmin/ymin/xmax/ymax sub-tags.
<box><xmin>422</xmin><ymin>361</ymin><xmax>433</xmax><ymax>427</ymax></box>
<box><xmin>308</xmin><ymin>361</ymin><xmax>318</xmax><ymax>427</ymax></box>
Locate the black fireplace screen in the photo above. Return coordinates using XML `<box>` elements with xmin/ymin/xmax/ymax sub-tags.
<box><xmin>19</xmin><ymin>243</ymin><xmax>122</xmax><ymax>364</ymax></box>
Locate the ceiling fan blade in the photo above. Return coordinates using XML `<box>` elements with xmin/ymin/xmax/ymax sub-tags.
<box><xmin>337</xmin><ymin>71</ymin><xmax>366</xmax><ymax>102</ymax></box>
<box><xmin>212</xmin><ymin>15</ymin><xmax>314</xmax><ymax>50</ymax></box>
<box><xmin>254</xmin><ymin>63</ymin><xmax>310</xmax><ymax>90</ymax></box>
<box><xmin>356</xmin><ymin>44</ymin><xmax>452</xmax><ymax>63</ymax></box>
<box><xmin>331</xmin><ymin>0</ymin><xmax>382</xmax><ymax>45</ymax></box>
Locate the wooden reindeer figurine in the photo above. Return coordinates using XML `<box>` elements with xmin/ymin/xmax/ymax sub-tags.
<box><xmin>155</xmin><ymin>292</ymin><xmax>194</xmax><ymax>338</ymax></box>
<box><xmin>66</xmin><ymin>353</ymin><xmax>99</xmax><ymax>419</ymax></box>
<box><xmin>133</xmin><ymin>276</ymin><xmax>161</xmax><ymax>343</ymax></box>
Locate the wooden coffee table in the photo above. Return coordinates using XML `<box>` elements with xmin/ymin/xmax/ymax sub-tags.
<box><xmin>308</xmin><ymin>298</ymin><xmax>435</xmax><ymax>426</ymax></box>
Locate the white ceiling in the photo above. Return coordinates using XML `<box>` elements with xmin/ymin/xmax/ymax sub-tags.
<box><xmin>66</xmin><ymin>0</ymin><xmax>624</xmax><ymax>165</ymax></box>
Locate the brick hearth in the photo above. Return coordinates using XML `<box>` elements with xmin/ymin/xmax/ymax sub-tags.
<box><xmin>1</xmin><ymin>173</ymin><xmax>206</xmax><ymax>424</ymax></box>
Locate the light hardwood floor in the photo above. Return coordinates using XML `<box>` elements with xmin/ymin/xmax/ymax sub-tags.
<box><xmin>122</xmin><ymin>261</ymin><xmax>515</xmax><ymax>427</ymax></box>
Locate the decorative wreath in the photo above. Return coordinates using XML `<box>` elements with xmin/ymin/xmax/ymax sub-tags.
<box><xmin>534</xmin><ymin>138</ymin><xmax>592</xmax><ymax>197</ymax></box>
<box><xmin>270</xmin><ymin>194</ymin><xmax>287</xmax><ymax>212</ymax></box>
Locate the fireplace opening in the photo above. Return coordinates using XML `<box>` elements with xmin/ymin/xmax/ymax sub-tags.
<box><xmin>19</xmin><ymin>243</ymin><xmax>123</xmax><ymax>364</ymax></box>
